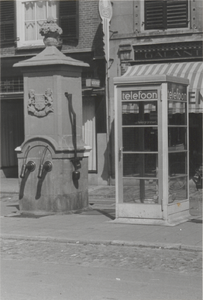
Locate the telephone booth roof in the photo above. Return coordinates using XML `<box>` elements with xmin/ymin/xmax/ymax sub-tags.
<box><xmin>114</xmin><ymin>74</ymin><xmax>189</xmax><ymax>86</ymax></box>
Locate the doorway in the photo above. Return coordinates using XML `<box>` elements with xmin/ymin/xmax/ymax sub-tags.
<box><xmin>1</xmin><ymin>99</ymin><xmax>24</xmax><ymax>177</ymax></box>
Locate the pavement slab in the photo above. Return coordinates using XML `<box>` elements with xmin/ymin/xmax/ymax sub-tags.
<box><xmin>0</xmin><ymin>178</ymin><xmax>202</xmax><ymax>251</ymax></box>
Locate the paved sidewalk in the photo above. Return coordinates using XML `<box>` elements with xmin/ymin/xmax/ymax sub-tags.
<box><xmin>0</xmin><ymin>178</ymin><xmax>202</xmax><ymax>251</ymax></box>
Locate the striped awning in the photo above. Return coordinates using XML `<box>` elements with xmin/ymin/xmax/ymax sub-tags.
<box><xmin>123</xmin><ymin>62</ymin><xmax>203</xmax><ymax>113</ymax></box>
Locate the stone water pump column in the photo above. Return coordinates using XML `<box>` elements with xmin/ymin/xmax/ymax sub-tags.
<box><xmin>14</xmin><ymin>18</ymin><xmax>90</xmax><ymax>215</ymax></box>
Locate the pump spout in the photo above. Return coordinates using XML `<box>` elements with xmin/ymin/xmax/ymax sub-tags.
<box><xmin>38</xmin><ymin>145</ymin><xmax>49</xmax><ymax>178</ymax></box>
<box><xmin>38</xmin><ymin>161</ymin><xmax>52</xmax><ymax>178</ymax></box>
<box><xmin>20</xmin><ymin>161</ymin><xmax>36</xmax><ymax>178</ymax></box>
<box><xmin>38</xmin><ymin>164</ymin><xmax>44</xmax><ymax>178</ymax></box>
<box><xmin>20</xmin><ymin>164</ymin><xmax>27</xmax><ymax>178</ymax></box>
<box><xmin>20</xmin><ymin>145</ymin><xmax>31</xmax><ymax>178</ymax></box>
<box><xmin>43</xmin><ymin>161</ymin><xmax>52</xmax><ymax>172</ymax></box>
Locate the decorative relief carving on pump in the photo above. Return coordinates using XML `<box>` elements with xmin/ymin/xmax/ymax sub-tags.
<box><xmin>27</xmin><ymin>88</ymin><xmax>54</xmax><ymax>117</ymax></box>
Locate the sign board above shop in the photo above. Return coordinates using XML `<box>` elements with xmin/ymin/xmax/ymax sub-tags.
<box><xmin>133</xmin><ymin>41</ymin><xmax>202</xmax><ymax>62</ymax></box>
<box><xmin>85</xmin><ymin>79</ymin><xmax>100</xmax><ymax>88</ymax></box>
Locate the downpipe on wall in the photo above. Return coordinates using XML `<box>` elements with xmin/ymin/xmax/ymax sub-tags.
<box><xmin>65</xmin><ymin>92</ymin><xmax>82</xmax><ymax>182</ymax></box>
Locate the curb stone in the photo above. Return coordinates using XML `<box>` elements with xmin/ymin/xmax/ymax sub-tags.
<box><xmin>1</xmin><ymin>234</ymin><xmax>202</xmax><ymax>252</ymax></box>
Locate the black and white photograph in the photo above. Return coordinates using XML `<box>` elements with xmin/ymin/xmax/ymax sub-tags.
<box><xmin>0</xmin><ymin>0</ymin><xmax>202</xmax><ymax>299</ymax></box>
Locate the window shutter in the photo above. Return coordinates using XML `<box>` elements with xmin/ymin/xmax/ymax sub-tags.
<box><xmin>145</xmin><ymin>1</ymin><xmax>165</xmax><ymax>30</ymax></box>
<box><xmin>59</xmin><ymin>0</ymin><xmax>79</xmax><ymax>40</ymax></box>
<box><xmin>166</xmin><ymin>1</ymin><xmax>188</xmax><ymax>29</ymax></box>
<box><xmin>145</xmin><ymin>0</ymin><xmax>188</xmax><ymax>30</ymax></box>
<box><xmin>0</xmin><ymin>0</ymin><xmax>15</xmax><ymax>43</ymax></box>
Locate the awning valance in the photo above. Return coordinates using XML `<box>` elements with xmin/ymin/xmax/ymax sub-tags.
<box><xmin>123</xmin><ymin>62</ymin><xmax>203</xmax><ymax>113</ymax></box>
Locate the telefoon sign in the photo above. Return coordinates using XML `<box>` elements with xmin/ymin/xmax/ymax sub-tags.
<box><xmin>122</xmin><ymin>90</ymin><xmax>158</xmax><ymax>101</ymax></box>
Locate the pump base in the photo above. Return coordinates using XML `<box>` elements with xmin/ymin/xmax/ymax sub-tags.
<box><xmin>17</xmin><ymin>140</ymin><xmax>89</xmax><ymax>214</ymax></box>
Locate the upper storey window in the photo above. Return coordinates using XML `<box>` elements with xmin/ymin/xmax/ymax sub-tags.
<box><xmin>16</xmin><ymin>0</ymin><xmax>78</xmax><ymax>47</ymax></box>
<box><xmin>144</xmin><ymin>0</ymin><xmax>189</xmax><ymax>31</ymax></box>
<box><xmin>24</xmin><ymin>1</ymin><xmax>58</xmax><ymax>42</ymax></box>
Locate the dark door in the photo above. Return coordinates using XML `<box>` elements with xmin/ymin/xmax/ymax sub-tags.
<box><xmin>1</xmin><ymin>99</ymin><xmax>24</xmax><ymax>177</ymax></box>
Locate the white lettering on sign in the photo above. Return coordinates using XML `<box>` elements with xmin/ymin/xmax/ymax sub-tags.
<box><xmin>122</xmin><ymin>90</ymin><xmax>158</xmax><ymax>101</ymax></box>
<box><xmin>189</xmin><ymin>91</ymin><xmax>196</xmax><ymax>104</ymax></box>
<box><xmin>168</xmin><ymin>83</ymin><xmax>187</xmax><ymax>101</ymax></box>
<box><xmin>168</xmin><ymin>89</ymin><xmax>187</xmax><ymax>101</ymax></box>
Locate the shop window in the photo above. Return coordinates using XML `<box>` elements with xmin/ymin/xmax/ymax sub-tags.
<box><xmin>0</xmin><ymin>0</ymin><xmax>15</xmax><ymax>43</ymax></box>
<box><xmin>16</xmin><ymin>0</ymin><xmax>78</xmax><ymax>47</ymax></box>
<box><xmin>144</xmin><ymin>0</ymin><xmax>189</xmax><ymax>31</ymax></box>
<box><xmin>0</xmin><ymin>77</ymin><xmax>23</xmax><ymax>93</ymax></box>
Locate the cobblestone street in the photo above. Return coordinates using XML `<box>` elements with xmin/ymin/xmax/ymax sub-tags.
<box><xmin>1</xmin><ymin>239</ymin><xmax>202</xmax><ymax>275</ymax></box>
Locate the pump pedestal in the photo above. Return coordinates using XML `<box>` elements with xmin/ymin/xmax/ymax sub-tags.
<box><xmin>14</xmin><ymin>23</ymin><xmax>90</xmax><ymax>215</ymax></box>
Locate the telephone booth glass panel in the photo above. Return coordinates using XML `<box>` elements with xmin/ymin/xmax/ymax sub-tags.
<box><xmin>122</xmin><ymin>97</ymin><xmax>159</xmax><ymax>204</ymax></box>
<box><xmin>168</xmin><ymin>85</ymin><xmax>188</xmax><ymax>203</ymax></box>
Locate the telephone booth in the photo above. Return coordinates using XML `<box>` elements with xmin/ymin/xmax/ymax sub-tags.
<box><xmin>114</xmin><ymin>75</ymin><xmax>190</xmax><ymax>225</ymax></box>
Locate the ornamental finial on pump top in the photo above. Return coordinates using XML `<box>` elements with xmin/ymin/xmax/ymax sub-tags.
<box><xmin>39</xmin><ymin>16</ymin><xmax>63</xmax><ymax>47</ymax></box>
